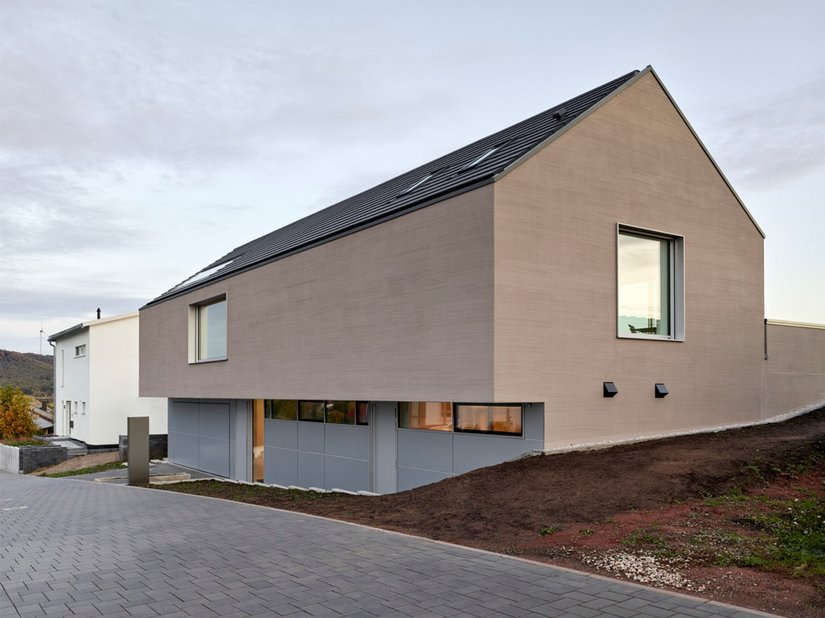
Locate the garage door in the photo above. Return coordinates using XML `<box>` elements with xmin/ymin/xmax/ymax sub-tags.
<box><xmin>168</xmin><ymin>401</ymin><xmax>231</xmax><ymax>477</ymax></box>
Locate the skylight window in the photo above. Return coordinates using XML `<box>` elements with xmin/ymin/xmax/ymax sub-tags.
<box><xmin>460</xmin><ymin>146</ymin><xmax>498</xmax><ymax>172</ymax></box>
<box><xmin>397</xmin><ymin>173</ymin><xmax>433</xmax><ymax>196</ymax></box>
<box><xmin>171</xmin><ymin>260</ymin><xmax>234</xmax><ymax>292</ymax></box>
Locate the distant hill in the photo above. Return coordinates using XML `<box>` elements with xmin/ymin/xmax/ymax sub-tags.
<box><xmin>0</xmin><ymin>350</ymin><xmax>54</xmax><ymax>398</ymax></box>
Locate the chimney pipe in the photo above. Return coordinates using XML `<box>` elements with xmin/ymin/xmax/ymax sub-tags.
<box><xmin>96</xmin><ymin>308</ymin><xmax>101</xmax><ymax>320</ymax></box>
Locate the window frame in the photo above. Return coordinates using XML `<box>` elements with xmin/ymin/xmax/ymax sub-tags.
<box><xmin>616</xmin><ymin>224</ymin><xmax>685</xmax><ymax>342</ymax></box>
<box><xmin>74</xmin><ymin>344</ymin><xmax>86</xmax><ymax>358</ymax></box>
<box><xmin>188</xmin><ymin>294</ymin><xmax>228</xmax><ymax>363</ymax></box>
<box><xmin>453</xmin><ymin>403</ymin><xmax>524</xmax><ymax>437</ymax></box>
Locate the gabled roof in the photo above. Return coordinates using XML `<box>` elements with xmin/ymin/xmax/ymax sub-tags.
<box><xmin>145</xmin><ymin>69</ymin><xmax>641</xmax><ymax>306</ymax></box>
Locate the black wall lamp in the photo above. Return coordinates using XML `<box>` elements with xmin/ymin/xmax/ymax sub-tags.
<box><xmin>655</xmin><ymin>383</ymin><xmax>669</xmax><ymax>398</ymax></box>
<box><xmin>603</xmin><ymin>382</ymin><xmax>618</xmax><ymax>398</ymax></box>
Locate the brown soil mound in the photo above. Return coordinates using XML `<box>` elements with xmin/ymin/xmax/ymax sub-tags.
<box><xmin>163</xmin><ymin>407</ymin><xmax>825</xmax><ymax>617</ymax></box>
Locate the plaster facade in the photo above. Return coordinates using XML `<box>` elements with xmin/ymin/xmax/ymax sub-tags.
<box><xmin>52</xmin><ymin>313</ymin><xmax>167</xmax><ymax>446</ymax></box>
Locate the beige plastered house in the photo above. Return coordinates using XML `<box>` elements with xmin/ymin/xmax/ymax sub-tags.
<box><xmin>139</xmin><ymin>67</ymin><xmax>825</xmax><ymax>493</ymax></box>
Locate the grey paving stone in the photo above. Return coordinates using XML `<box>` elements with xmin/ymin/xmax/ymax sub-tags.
<box><xmin>0</xmin><ymin>473</ymin><xmax>772</xmax><ymax>618</ymax></box>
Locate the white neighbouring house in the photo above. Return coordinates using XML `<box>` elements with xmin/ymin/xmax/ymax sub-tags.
<box><xmin>49</xmin><ymin>312</ymin><xmax>167</xmax><ymax>447</ymax></box>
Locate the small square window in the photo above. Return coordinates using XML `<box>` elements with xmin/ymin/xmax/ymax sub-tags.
<box><xmin>617</xmin><ymin>225</ymin><xmax>684</xmax><ymax>341</ymax></box>
<box><xmin>75</xmin><ymin>344</ymin><xmax>86</xmax><ymax>357</ymax></box>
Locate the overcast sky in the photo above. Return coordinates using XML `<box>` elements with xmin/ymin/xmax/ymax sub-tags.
<box><xmin>1</xmin><ymin>0</ymin><xmax>823</xmax><ymax>354</ymax></box>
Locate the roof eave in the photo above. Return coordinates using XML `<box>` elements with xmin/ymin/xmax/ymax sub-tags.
<box><xmin>47</xmin><ymin>323</ymin><xmax>87</xmax><ymax>342</ymax></box>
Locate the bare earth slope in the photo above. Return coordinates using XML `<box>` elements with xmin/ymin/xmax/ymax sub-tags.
<box><xmin>162</xmin><ymin>408</ymin><xmax>825</xmax><ymax>617</ymax></box>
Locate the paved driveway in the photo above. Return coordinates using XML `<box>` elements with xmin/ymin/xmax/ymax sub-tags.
<box><xmin>1</xmin><ymin>473</ymin><xmax>774</xmax><ymax>617</ymax></box>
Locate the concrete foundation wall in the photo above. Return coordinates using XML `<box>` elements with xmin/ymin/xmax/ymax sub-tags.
<box><xmin>766</xmin><ymin>322</ymin><xmax>825</xmax><ymax>416</ymax></box>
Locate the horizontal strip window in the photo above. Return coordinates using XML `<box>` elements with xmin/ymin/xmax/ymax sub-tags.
<box><xmin>454</xmin><ymin>404</ymin><xmax>523</xmax><ymax>436</ymax></box>
<box><xmin>398</xmin><ymin>402</ymin><xmax>453</xmax><ymax>431</ymax></box>
<box><xmin>264</xmin><ymin>400</ymin><xmax>368</xmax><ymax>425</ymax></box>
<box><xmin>264</xmin><ymin>399</ymin><xmax>297</xmax><ymax>420</ymax></box>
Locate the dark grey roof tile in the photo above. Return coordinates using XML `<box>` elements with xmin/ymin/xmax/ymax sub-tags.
<box><xmin>147</xmin><ymin>69</ymin><xmax>639</xmax><ymax>305</ymax></box>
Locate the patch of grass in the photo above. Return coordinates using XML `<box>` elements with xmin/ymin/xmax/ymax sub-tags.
<box><xmin>753</xmin><ymin>497</ymin><xmax>825</xmax><ymax>575</ymax></box>
<box><xmin>539</xmin><ymin>525</ymin><xmax>560</xmax><ymax>536</ymax></box>
<box><xmin>42</xmin><ymin>461</ymin><xmax>125</xmax><ymax>477</ymax></box>
<box><xmin>622</xmin><ymin>527</ymin><xmax>669</xmax><ymax>550</ymax></box>
<box><xmin>2</xmin><ymin>437</ymin><xmax>48</xmax><ymax>446</ymax></box>
<box><xmin>699</xmin><ymin>490</ymin><xmax>825</xmax><ymax>576</ymax></box>
<box><xmin>579</xmin><ymin>529</ymin><xmax>595</xmax><ymax>536</ymax></box>
<box><xmin>704</xmin><ymin>486</ymin><xmax>748</xmax><ymax>506</ymax></box>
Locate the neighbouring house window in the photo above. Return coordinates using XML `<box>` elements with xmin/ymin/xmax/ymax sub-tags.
<box><xmin>75</xmin><ymin>344</ymin><xmax>86</xmax><ymax>357</ymax></box>
<box><xmin>194</xmin><ymin>297</ymin><xmax>227</xmax><ymax>361</ymax></box>
<box><xmin>264</xmin><ymin>400</ymin><xmax>297</xmax><ymax>420</ymax></box>
<box><xmin>82</xmin><ymin>402</ymin><xmax>86</xmax><ymax>415</ymax></box>
<box><xmin>617</xmin><ymin>225</ymin><xmax>684</xmax><ymax>340</ymax></box>
<box><xmin>455</xmin><ymin>404</ymin><xmax>523</xmax><ymax>436</ymax></box>
<box><xmin>398</xmin><ymin>402</ymin><xmax>453</xmax><ymax>431</ymax></box>
<box><xmin>298</xmin><ymin>400</ymin><xmax>325</xmax><ymax>422</ymax></box>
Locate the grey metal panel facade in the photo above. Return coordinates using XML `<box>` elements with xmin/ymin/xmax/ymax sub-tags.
<box><xmin>397</xmin><ymin>467</ymin><xmax>451</xmax><ymax>492</ymax></box>
<box><xmin>396</xmin><ymin>404</ymin><xmax>544</xmax><ymax>491</ymax></box>
<box><xmin>297</xmin><ymin>422</ymin><xmax>324</xmax><ymax>453</ymax></box>
<box><xmin>324</xmin><ymin>455</ymin><xmax>369</xmax><ymax>492</ymax></box>
<box><xmin>168</xmin><ymin>401</ymin><xmax>198</xmax><ymax>469</ymax></box>
<box><xmin>168</xmin><ymin>400</ymin><xmax>231</xmax><ymax>477</ymax></box>
<box><xmin>265</xmin><ymin>418</ymin><xmax>297</xmax><ymax>449</ymax></box>
<box><xmin>263</xmin><ymin>442</ymin><xmax>298</xmax><ymax>487</ymax></box>
<box><xmin>324</xmin><ymin>424</ymin><xmax>368</xmax><ymax>459</ymax></box>
<box><xmin>297</xmin><ymin>452</ymin><xmax>324</xmax><ymax>488</ymax></box>
<box><xmin>264</xmin><ymin>419</ymin><xmax>369</xmax><ymax>490</ymax></box>
<box><xmin>397</xmin><ymin>430</ymin><xmax>453</xmax><ymax>472</ymax></box>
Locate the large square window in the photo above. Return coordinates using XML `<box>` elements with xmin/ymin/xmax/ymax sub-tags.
<box><xmin>617</xmin><ymin>226</ymin><xmax>684</xmax><ymax>340</ymax></box>
<box><xmin>193</xmin><ymin>297</ymin><xmax>227</xmax><ymax>361</ymax></box>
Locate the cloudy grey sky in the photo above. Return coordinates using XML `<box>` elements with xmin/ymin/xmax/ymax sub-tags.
<box><xmin>1</xmin><ymin>0</ymin><xmax>823</xmax><ymax>354</ymax></box>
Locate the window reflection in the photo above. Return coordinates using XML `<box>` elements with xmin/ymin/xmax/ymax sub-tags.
<box><xmin>398</xmin><ymin>402</ymin><xmax>453</xmax><ymax>431</ymax></box>
<box><xmin>264</xmin><ymin>399</ymin><xmax>297</xmax><ymax>420</ymax></box>
<box><xmin>197</xmin><ymin>299</ymin><xmax>227</xmax><ymax>360</ymax></box>
<box><xmin>455</xmin><ymin>405</ymin><xmax>522</xmax><ymax>435</ymax></box>
<box><xmin>325</xmin><ymin>401</ymin><xmax>355</xmax><ymax>424</ymax></box>
<box><xmin>298</xmin><ymin>401</ymin><xmax>325</xmax><ymax>422</ymax></box>
<box><xmin>618</xmin><ymin>232</ymin><xmax>670</xmax><ymax>336</ymax></box>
